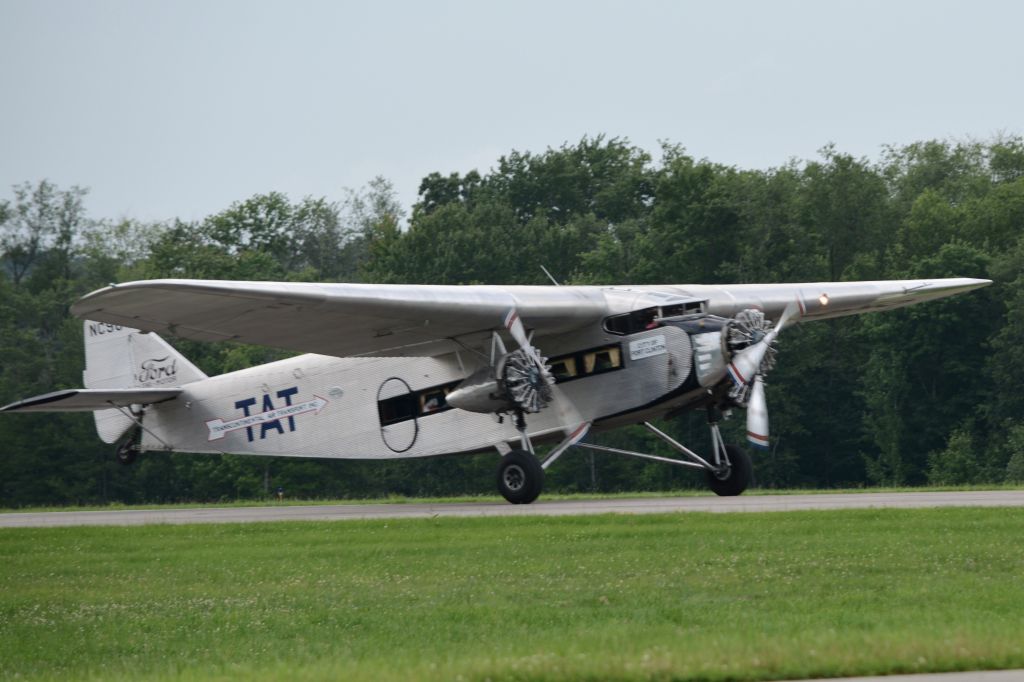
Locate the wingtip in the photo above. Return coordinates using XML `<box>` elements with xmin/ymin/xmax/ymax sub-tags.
<box><xmin>952</xmin><ymin>277</ymin><xmax>993</xmax><ymax>292</ymax></box>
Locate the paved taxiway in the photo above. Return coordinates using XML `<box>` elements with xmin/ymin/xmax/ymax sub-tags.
<box><xmin>2</xmin><ymin>490</ymin><xmax>1023</xmax><ymax>528</ymax></box>
<box><xmin>798</xmin><ymin>672</ymin><xmax>1024</xmax><ymax>682</ymax></box>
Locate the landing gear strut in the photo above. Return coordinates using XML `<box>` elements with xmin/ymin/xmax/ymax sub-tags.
<box><xmin>115</xmin><ymin>428</ymin><xmax>141</xmax><ymax>465</ymax></box>
<box><xmin>570</xmin><ymin>416</ymin><xmax>753</xmax><ymax>497</ymax></box>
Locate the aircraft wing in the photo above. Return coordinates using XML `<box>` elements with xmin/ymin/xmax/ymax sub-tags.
<box><xmin>71</xmin><ymin>280</ymin><xmax>611</xmax><ymax>358</ymax></box>
<box><xmin>0</xmin><ymin>388</ymin><xmax>183</xmax><ymax>413</ymax></box>
<box><xmin>660</xmin><ymin>278</ymin><xmax>992</xmax><ymax>321</ymax></box>
<box><xmin>70</xmin><ymin>278</ymin><xmax>990</xmax><ymax>359</ymax></box>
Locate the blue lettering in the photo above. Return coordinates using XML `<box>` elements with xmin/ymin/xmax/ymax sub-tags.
<box><xmin>233</xmin><ymin>386</ymin><xmax>302</xmax><ymax>441</ymax></box>
<box><xmin>234</xmin><ymin>397</ymin><xmax>257</xmax><ymax>442</ymax></box>
<box><xmin>277</xmin><ymin>387</ymin><xmax>299</xmax><ymax>432</ymax></box>
<box><xmin>259</xmin><ymin>393</ymin><xmax>285</xmax><ymax>439</ymax></box>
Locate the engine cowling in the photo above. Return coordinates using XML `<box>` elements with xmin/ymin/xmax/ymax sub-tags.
<box><xmin>662</xmin><ymin>309</ymin><xmax>777</xmax><ymax>402</ymax></box>
<box><xmin>446</xmin><ymin>347</ymin><xmax>554</xmax><ymax>415</ymax></box>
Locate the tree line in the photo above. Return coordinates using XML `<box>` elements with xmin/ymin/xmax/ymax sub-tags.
<box><xmin>2</xmin><ymin>135</ymin><xmax>1023</xmax><ymax>506</ymax></box>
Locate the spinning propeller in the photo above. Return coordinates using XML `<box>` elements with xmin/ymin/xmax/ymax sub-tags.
<box><xmin>447</xmin><ymin>306</ymin><xmax>589</xmax><ymax>442</ymax></box>
<box><xmin>726</xmin><ymin>301</ymin><xmax>800</xmax><ymax>450</ymax></box>
<box><xmin>501</xmin><ymin>308</ymin><xmax>590</xmax><ymax>439</ymax></box>
<box><xmin>500</xmin><ymin>309</ymin><xmax>554</xmax><ymax>413</ymax></box>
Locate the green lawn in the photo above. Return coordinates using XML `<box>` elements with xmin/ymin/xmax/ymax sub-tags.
<box><xmin>2</xmin><ymin>508</ymin><xmax>1023</xmax><ymax>681</ymax></box>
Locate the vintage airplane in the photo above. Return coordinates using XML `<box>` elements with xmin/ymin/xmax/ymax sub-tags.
<box><xmin>1</xmin><ymin>277</ymin><xmax>990</xmax><ymax>503</ymax></box>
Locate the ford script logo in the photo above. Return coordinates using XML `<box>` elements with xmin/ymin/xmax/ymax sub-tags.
<box><xmin>136</xmin><ymin>357</ymin><xmax>177</xmax><ymax>385</ymax></box>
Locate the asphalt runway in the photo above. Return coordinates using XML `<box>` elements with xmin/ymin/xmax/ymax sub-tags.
<box><xmin>2</xmin><ymin>490</ymin><xmax>1023</xmax><ymax>528</ymax></box>
<box><xmin>798</xmin><ymin>672</ymin><xmax>1023</xmax><ymax>682</ymax></box>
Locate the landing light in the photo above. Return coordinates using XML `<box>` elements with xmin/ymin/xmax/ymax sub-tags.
<box><xmin>819</xmin><ymin>293</ymin><xmax>830</xmax><ymax>306</ymax></box>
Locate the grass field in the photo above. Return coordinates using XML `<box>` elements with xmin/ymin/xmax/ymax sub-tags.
<box><xmin>2</xmin><ymin>508</ymin><xmax>1023</xmax><ymax>681</ymax></box>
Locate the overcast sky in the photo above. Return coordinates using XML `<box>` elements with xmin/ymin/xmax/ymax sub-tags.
<box><xmin>1</xmin><ymin>0</ymin><xmax>1021</xmax><ymax>224</ymax></box>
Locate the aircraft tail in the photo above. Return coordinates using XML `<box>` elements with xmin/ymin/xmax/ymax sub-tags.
<box><xmin>83</xmin><ymin>321</ymin><xmax>208</xmax><ymax>443</ymax></box>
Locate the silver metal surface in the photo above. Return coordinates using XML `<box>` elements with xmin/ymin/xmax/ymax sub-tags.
<box><xmin>2</xmin><ymin>491</ymin><xmax>1022</xmax><ymax>527</ymax></box>
<box><xmin>0</xmin><ymin>388</ymin><xmax>181</xmax><ymax>412</ymax></box>
<box><xmin>4</xmin><ymin>278</ymin><xmax>994</xmax><ymax>465</ymax></box>
<box><xmin>693</xmin><ymin>330</ymin><xmax>726</xmax><ymax>387</ymax></box>
<box><xmin>70</xmin><ymin>278</ymin><xmax>991</xmax><ymax>360</ymax></box>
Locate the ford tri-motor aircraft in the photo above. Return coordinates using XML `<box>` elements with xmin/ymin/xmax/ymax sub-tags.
<box><xmin>1</xmin><ymin>277</ymin><xmax>989</xmax><ymax>503</ymax></box>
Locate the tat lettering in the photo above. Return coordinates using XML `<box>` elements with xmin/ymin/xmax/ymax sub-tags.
<box><xmin>206</xmin><ymin>386</ymin><xmax>327</xmax><ymax>442</ymax></box>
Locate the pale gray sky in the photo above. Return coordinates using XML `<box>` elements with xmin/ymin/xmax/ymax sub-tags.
<box><xmin>1</xmin><ymin>0</ymin><xmax>1021</xmax><ymax>224</ymax></box>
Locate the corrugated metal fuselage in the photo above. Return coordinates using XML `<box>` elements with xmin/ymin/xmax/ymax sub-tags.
<box><xmin>142</xmin><ymin>325</ymin><xmax>719</xmax><ymax>460</ymax></box>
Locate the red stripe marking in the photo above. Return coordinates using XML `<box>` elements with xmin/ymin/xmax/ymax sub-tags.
<box><xmin>569</xmin><ymin>423</ymin><xmax>589</xmax><ymax>440</ymax></box>
<box><xmin>729</xmin><ymin>362</ymin><xmax>746</xmax><ymax>384</ymax></box>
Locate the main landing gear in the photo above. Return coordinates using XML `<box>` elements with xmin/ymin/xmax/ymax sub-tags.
<box><xmin>115</xmin><ymin>427</ymin><xmax>141</xmax><ymax>465</ymax></box>
<box><xmin>497</xmin><ymin>449</ymin><xmax>545</xmax><ymax>504</ymax></box>
<box><xmin>494</xmin><ymin>411</ymin><xmax>752</xmax><ymax>504</ymax></box>
<box><xmin>706</xmin><ymin>444</ymin><xmax>752</xmax><ymax>496</ymax></box>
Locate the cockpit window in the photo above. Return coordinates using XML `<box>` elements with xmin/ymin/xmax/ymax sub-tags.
<box><xmin>604</xmin><ymin>300</ymin><xmax>707</xmax><ymax>335</ymax></box>
<box><xmin>603</xmin><ymin>308</ymin><xmax>659</xmax><ymax>335</ymax></box>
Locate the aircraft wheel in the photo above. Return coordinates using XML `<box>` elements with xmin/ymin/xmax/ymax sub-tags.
<box><xmin>116</xmin><ymin>429</ymin><xmax>140</xmax><ymax>466</ymax></box>
<box><xmin>706</xmin><ymin>444</ymin><xmax>751</xmax><ymax>496</ymax></box>
<box><xmin>497</xmin><ymin>449</ymin><xmax>544</xmax><ymax>504</ymax></box>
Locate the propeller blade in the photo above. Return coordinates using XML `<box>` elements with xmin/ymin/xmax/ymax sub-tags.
<box><xmin>506</xmin><ymin>307</ymin><xmax>587</xmax><ymax>431</ymax></box>
<box><xmin>504</xmin><ymin>308</ymin><xmax>545</xmax><ymax>368</ymax></box>
<box><xmin>774</xmin><ymin>299</ymin><xmax>801</xmax><ymax>333</ymax></box>
<box><xmin>727</xmin><ymin>341</ymin><xmax>769</xmax><ymax>388</ymax></box>
<box><xmin>550</xmin><ymin>383</ymin><xmax>589</xmax><ymax>436</ymax></box>
<box><xmin>746</xmin><ymin>374</ymin><xmax>769</xmax><ymax>450</ymax></box>
<box><xmin>729</xmin><ymin>299</ymin><xmax>802</xmax><ymax>390</ymax></box>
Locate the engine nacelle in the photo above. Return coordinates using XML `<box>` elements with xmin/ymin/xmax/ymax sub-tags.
<box><xmin>446</xmin><ymin>367</ymin><xmax>513</xmax><ymax>414</ymax></box>
<box><xmin>447</xmin><ymin>347</ymin><xmax>554</xmax><ymax>415</ymax></box>
<box><xmin>661</xmin><ymin>315</ymin><xmax>732</xmax><ymax>388</ymax></box>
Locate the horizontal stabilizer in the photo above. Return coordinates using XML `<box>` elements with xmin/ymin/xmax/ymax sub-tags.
<box><xmin>0</xmin><ymin>388</ymin><xmax>183</xmax><ymax>413</ymax></box>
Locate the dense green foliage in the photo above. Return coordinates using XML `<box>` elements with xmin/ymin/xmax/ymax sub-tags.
<box><xmin>2</xmin><ymin>136</ymin><xmax>1024</xmax><ymax>506</ymax></box>
<box><xmin>2</xmin><ymin>508</ymin><xmax>1024</xmax><ymax>680</ymax></box>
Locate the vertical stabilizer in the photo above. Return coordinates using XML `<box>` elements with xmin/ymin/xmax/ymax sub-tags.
<box><xmin>83</xmin><ymin>321</ymin><xmax>207</xmax><ymax>443</ymax></box>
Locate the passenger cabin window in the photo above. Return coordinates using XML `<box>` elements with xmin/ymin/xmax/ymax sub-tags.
<box><xmin>549</xmin><ymin>357</ymin><xmax>578</xmax><ymax>382</ymax></box>
<box><xmin>584</xmin><ymin>346</ymin><xmax>621</xmax><ymax>374</ymax></box>
<box><xmin>378</xmin><ymin>393</ymin><xmax>418</xmax><ymax>426</ymax></box>
<box><xmin>547</xmin><ymin>344</ymin><xmax>623</xmax><ymax>383</ymax></box>
<box><xmin>420</xmin><ymin>388</ymin><xmax>449</xmax><ymax>414</ymax></box>
<box><xmin>378</xmin><ymin>381</ymin><xmax>460</xmax><ymax>426</ymax></box>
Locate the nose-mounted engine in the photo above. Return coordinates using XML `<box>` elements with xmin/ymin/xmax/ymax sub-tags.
<box><xmin>660</xmin><ymin>300</ymin><xmax>800</xmax><ymax>450</ymax></box>
<box><xmin>660</xmin><ymin>308</ymin><xmax>780</xmax><ymax>405</ymax></box>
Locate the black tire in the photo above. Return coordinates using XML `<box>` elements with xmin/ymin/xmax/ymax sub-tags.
<box><xmin>496</xmin><ymin>449</ymin><xmax>544</xmax><ymax>504</ymax></box>
<box><xmin>706</xmin><ymin>444</ymin><xmax>752</xmax><ymax>496</ymax></box>
<box><xmin>116</xmin><ymin>429</ymin><xmax>140</xmax><ymax>466</ymax></box>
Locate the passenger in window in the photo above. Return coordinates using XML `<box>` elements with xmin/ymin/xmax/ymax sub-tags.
<box><xmin>421</xmin><ymin>392</ymin><xmax>445</xmax><ymax>414</ymax></box>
